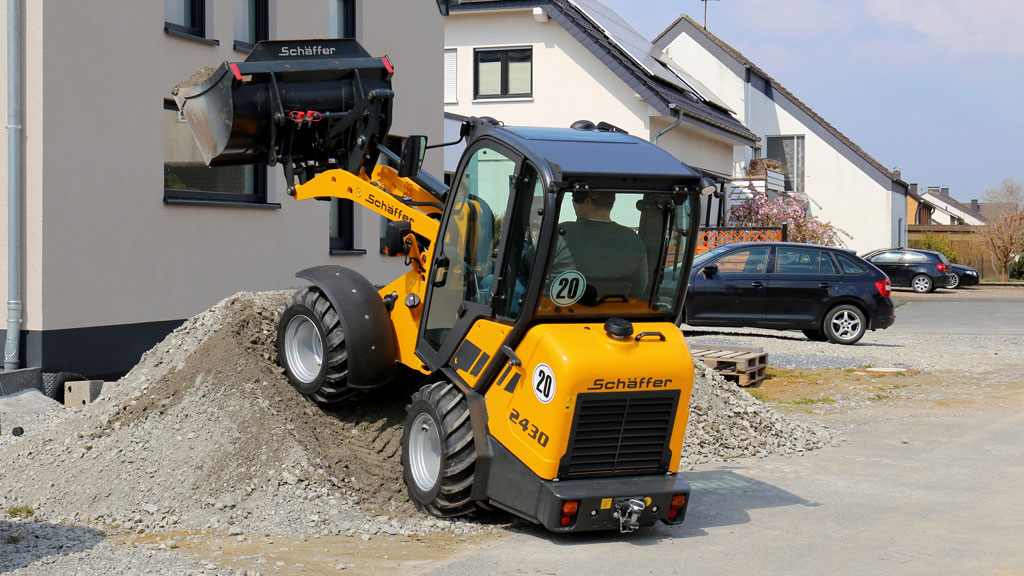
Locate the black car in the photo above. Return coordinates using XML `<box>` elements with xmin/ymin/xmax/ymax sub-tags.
<box><xmin>670</xmin><ymin>242</ymin><xmax>895</xmax><ymax>344</ymax></box>
<box><xmin>947</xmin><ymin>263</ymin><xmax>980</xmax><ymax>289</ymax></box>
<box><xmin>861</xmin><ymin>248</ymin><xmax>952</xmax><ymax>293</ymax></box>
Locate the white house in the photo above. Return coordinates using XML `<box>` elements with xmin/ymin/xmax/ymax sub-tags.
<box><xmin>1</xmin><ymin>0</ymin><xmax>443</xmax><ymax>381</ymax></box>
<box><xmin>654</xmin><ymin>15</ymin><xmax>909</xmax><ymax>253</ymax></box>
<box><xmin>442</xmin><ymin>0</ymin><xmax>757</xmax><ymax>226</ymax></box>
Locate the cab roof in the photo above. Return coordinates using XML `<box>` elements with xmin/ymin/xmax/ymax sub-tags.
<box><xmin>467</xmin><ymin>120</ymin><xmax>701</xmax><ymax>188</ymax></box>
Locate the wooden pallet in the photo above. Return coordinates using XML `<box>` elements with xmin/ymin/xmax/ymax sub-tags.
<box><xmin>720</xmin><ymin>366</ymin><xmax>767</xmax><ymax>387</ymax></box>
<box><xmin>690</xmin><ymin>345</ymin><xmax>768</xmax><ymax>387</ymax></box>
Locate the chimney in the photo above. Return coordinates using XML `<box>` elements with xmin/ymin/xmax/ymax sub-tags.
<box><xmin>941</xmin><ymin>187</ymin><xmax>950</xmax><ymax>197</ymax></box>
<box><xmin>909</xmin><ymin>183</ymin><xmax>918</xmax><ymax>195</ymax></box>
<box><xmin>893</xmin><ymin>169</ymin><xmax>901</xmax><ymax>180</ymax></box>
<box><xmin>971</xmin><ymin>199</ymin><xmax>979</xmax><ymax>212</ymax></box>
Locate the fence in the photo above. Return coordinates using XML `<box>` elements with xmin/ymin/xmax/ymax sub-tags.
<box><xmin>695</xmin><ymin>225</ymin><xmax>788</xmax><ymax>254</ymax></box>
<box><xmin>907</xmin><ymin>225</ymin><xmax>1001</xmax><ymax>279</ymax></box>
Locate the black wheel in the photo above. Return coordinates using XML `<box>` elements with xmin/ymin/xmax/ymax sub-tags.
<box><xmin>802</xmin><ymin>329</ymin><xmax>828</xmax><ymax>342</ymax></box>
<box><xmin>911</xmin><ymin>274</ymin><xmax>933</xmax><ymax>293</ymax></box>
<box><xmin>946</xmin><ymin>273</ymin><xmax>960</xmax><ymax>289</ymax></box>
<box><xmin>823</xmin><ymin>304</ymin><xmax>867</xmax><ymax>345</ymax></box>
<box><xmin>401</xmin><ymin>381</ymin><xmax>479</xmax><ymax>518</ymax></box>
<box><xmin>276</xmin><ymin>288</ymin><xmax>360</xmax><ymax>405</ymax></box>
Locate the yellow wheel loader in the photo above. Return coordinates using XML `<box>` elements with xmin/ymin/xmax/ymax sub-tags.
<box><xmin>175</xmin><ymin>39</ymin><xmax>715</xmax><ymax>533</ymax></box>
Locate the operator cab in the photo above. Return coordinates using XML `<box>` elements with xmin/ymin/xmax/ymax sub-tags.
<box><xmin>414</xmin><ymin>118</ymin><xmax>711</xmax><ymax>370</ymax></box>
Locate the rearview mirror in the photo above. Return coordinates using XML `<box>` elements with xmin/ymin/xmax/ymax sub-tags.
<box><xmin>702</xmin><ymin>264</ymin><xmax>718</xmax><ymax>278</ymax></box>
<box><xmin>398</xmin><ymin>135</ymin><xmax>427</xmax><ymax>178</ymax></box>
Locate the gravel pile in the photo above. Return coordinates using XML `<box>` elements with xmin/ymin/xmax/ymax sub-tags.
<box><xmin>1</xmin><ymin>290</ymin><xmax>833</xmax><ymax>569</ymax></box>
<box><xmin>681</xmin><ymin>362</ymin><xmax>836</xmax><ymax>468</ymax></box>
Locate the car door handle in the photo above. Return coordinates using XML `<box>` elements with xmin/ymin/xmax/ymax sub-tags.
<box><xmin>819</xmin><ymin>282</ymin><xmax>831</xmax><ymax>288</ymax></box>
<box><xmin>751</xmin><ymin>281</ymin><xmax>765</xmax><ymax>288</ymax></box>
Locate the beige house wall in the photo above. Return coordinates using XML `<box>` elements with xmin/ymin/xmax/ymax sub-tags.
<box><xmin>1</xmin><ymin>1</ymin><xmax>442</xmax><ymax>336</ymax></box>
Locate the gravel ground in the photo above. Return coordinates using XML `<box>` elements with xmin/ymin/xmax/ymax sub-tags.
<box><xmin>684</xmin><ymin>326</ymin><xmax>1024</xmax><ymax>383</ymax></box>
<box><xmin>1</xmin><ymin>291</ymin><xmax>844</xmax><ymax>574</ymax></box>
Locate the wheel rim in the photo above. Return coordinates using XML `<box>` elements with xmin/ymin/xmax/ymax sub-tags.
<box><xmin>913</xmin><ymin>276</ymin><xmax>931</xmax><ymax>292</ymax></box>
<box><xmin>947</xmin><ymin>275</ymin><xmax>959</xmax><ymax>289</ymax></box>
<box><xmin>284</xmin><ymin>315</ymin><xmax>323</xmax><ymax>384</ymax></box>
<box><xmin>409</xmin><ymin>413</ymin><xmax>442</xmax><ymax>491</ymax></box>
<box><xmin>830</xmin><ymin>310</ymin><xmax>862</xmax><ymax>341</ymax></box>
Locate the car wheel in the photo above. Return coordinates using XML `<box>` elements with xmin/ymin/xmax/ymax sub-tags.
<box><xmin>946</xmin><ymin>274</ymin><xmax>960</xmax><ymax>289</ymax></box>
<box><xmin>802</xmin><ymin>329</ymin><xmax>828</xmax><ymax>342</ymax></box>
<box><xmin>911</xmin><ymin>274</ymin><xmax>933</xmax><ymax>293</ymax></box>
<box><xmin>823</xmin><ymin>305</ymin><xmax>866</xmax><ymax>345</ymax></box>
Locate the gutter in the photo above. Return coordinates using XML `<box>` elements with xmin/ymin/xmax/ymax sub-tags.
<box><xmin>5</xmin><ymin>0</ymin><xmax>23</xmax><ymax>371</ymax></box>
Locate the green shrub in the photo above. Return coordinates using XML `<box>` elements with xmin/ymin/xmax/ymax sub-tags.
<box><xmin>909</xmin><ymin>232</ymin><xmax>956</xmax><ymax>261</ymax></box>
<box><xmin>1011</xmin><ymin>255</ymin><xmax>1024</xmax><ymax>280</ymax></box>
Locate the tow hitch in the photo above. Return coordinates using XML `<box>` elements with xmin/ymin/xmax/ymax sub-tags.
<box><xmin>612</xmin><ymin>498</ymin><xmax>646</xmax><ymax>533</ymax></box>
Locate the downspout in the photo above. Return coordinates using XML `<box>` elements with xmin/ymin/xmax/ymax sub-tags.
<box><xmin>5</xmin><ymin>0</ymin><xmax>23</xmax><ymax>371</ymax></box>
<box><xmin>652</xmin><ymin>103</ymin><xmax>682</xmax><ymax>147</ymax></box>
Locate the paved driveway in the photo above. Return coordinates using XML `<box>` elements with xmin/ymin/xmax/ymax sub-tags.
<box><xmin>890</xmin><ymin>300</ymin><xmax>1024</xmax><ymax>335</ymax></box>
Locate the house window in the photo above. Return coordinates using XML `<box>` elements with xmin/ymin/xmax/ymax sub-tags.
<box><xmin>474</xmin><ymin>48</ymin><xmax>532</xmax><ymax>99</ymax></box>
<box><xmin>163</xmin><ymin>101</ymin><xmax>267</xmax><ymax>205</ymax></box>
<box><xmin>330</xmin><ymin>0</ymin><xmax>356</xmax><ymax>38</ymax></box>
<box><xmin>165</xmin><ymin>0</ymin><xmax>215</xmax><ymax>43</ymax></box>
<box><xmin>234</xmin><ymin>0</ymin><xmax>268</xmax><ymax>53</ymax></box>
<box><xmin>766</xmin><ymin>135</ymin><xmax>805</xmax><ymax>196</ymax></box>
<box><xmin>444</xmin><ymin>49</ymin><xmax>458</xmax><ymax>104</ymax></box>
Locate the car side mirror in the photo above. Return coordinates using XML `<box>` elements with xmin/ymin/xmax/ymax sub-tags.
<box><xmin>702</xmin><ymin>264</ymin><xmax>718</xmax><ymax>278</ymax></box>
<box><xmin>398</xmin><ymin>135</ymin><xmax>427</xmax><ymax>178</ymax></box>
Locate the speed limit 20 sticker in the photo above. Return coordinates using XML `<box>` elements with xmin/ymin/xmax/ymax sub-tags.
<box><xmin>532</xmin><ymin>363</ymin><xmax>556</xmax><ymax>404</ymax></box>
<box><xmin>550</xmin><ymin>270</ymin><xmax>586</xmax><ymax>306</ymax></box>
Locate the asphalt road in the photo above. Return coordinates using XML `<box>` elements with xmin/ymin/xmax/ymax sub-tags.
<box><xmin>891</xmin><ymin>299</ymin><xmax>1024</xmax><ymax>335</ymax></box>
<box><xmin>428</xmin><ymin>400</ymin><xmax>1024</xmax><ymax>576</ymax></box>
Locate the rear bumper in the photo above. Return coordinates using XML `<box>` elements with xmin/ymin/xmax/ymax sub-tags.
<box><xmin>872</xmin><ymin>297</ymin><xmax>896</xmax><ymax>330</ymax></box>
<box><xmin>482</xmin><ymin>437</ymin><xmax>690</xmax><ymax>532</ymax></box>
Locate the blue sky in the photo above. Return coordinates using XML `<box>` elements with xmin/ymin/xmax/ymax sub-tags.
<box><xmin>597</xmin><ymin>0</ymin><xmax>1024</xmax><ymax>203</ymax></box>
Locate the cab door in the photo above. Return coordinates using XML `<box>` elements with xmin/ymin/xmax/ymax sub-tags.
<box><xmin>416</xmin><ymin>143</ymin><xmax>526</xmax><ymax>371</ymax></box>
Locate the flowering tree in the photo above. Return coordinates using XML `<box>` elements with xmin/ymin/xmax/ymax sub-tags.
<box><xmin>730</xmin><ymin>189</ymin><xmax>850</xmax><ymax>246</ymax></box>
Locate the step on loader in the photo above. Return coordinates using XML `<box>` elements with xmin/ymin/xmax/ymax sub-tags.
<box><xmin>174</xmin><ymin>39</ymin><xmax>716</xmax><ymax>533</ymax></box>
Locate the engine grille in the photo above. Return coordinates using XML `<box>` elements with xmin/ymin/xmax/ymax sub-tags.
<box><xmin>558</xmin><ymin>390</ymin><xmax>680</xmax><ymax>478</ymax></box>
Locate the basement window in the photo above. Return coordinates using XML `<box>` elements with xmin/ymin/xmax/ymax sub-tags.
<box><xmin>165</xmin><ymin>0</ymin><xmax>218</xmax><ymax>45</ymax></box>
<box><xmin>234</xmin><ymin>0</ymin><xmax>269</xmax><ymax>53</ymax></box>
<box><xmin>162</xmin><ymin>100</ymin><xmax>271</xmax><ymax>207</ymax></box>
<box><xmin>474</xmin><ymin>47</ymin><xmax>532</xmax><ymax>99</ymax></box>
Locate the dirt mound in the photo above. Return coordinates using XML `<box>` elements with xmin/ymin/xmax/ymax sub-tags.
<box><xmin>1</xmin><ymin>291</ymin><xmax>834</xmax><ymax>539</ymax></box>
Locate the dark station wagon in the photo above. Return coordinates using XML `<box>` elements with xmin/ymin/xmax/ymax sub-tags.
<box><xmin>669</xmin><ymin>242</ymin><xmax>895</xmax><ymax>344</ymax></box>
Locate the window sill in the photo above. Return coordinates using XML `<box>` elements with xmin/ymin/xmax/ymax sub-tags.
<box><xmin>472</xmin><ymin>97</ymin><xmax>534</xmax><ymax>103</ymax></box>
<box><xmin>329</xmin><ymin>248</ymin><xmax>368</xmax><ymax>256</ymax></box>
<box><xmin>164</xmin><ymin>197</ymin><xmax>281</xmax><ymax>209</ymax></box>
<box><xmin>164</xmin><ymin>27</ymin><xmax>220</xmax><ymax>46</ymax></box>
<box><xmin>234</xmin><ymin>40</ymin><xmax>255</xmax><ymax>54</ymax></box>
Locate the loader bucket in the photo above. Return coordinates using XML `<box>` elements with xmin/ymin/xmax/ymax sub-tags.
<box><xmin>173</xmin><ymin>39</ymin><xmax>394</xmax><ymax>185</ymax></box>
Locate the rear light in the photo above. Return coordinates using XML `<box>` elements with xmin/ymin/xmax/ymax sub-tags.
<box><xmin>560</xmin><ymin>515</ymin><xmax>573</xmax><ymax>526</ymax></box>
<box><xmin>874</xmin><ymin>279</ymin><xmax>891</xmax><ymax>298</ymax></box>
<box><xmin>671</xmin><ymin>494</ymin><xmax>687</xmax><ymax>508</ymax></box>
<box><xmin>937</xmin><ymin>262</ymin><xmax>947</xmax><ymax>273</ymax></box>
<box><xmin>561</xmin><ymin>500</ymin><xmax>580</xmax><ymax>516</ymax></box>
<box><xmin>667</xmin><ymin>492</ymin><xmax>687</xmax><ymax>522</ymax></box>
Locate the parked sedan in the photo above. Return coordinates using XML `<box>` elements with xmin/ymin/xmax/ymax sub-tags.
<box><xmin>947</xmin><ymin>263</ymin><xmax>980</xmax><ymax>289</ymax></box>
<box><xmin>861</xmin><ymin>248</ymin><xmax>953</xmax><ymax>293</ymax></box>
<box><xmin>674</xmin><ymin>242</ymin><xmax>895</xmax><ymax>344</ymax></box>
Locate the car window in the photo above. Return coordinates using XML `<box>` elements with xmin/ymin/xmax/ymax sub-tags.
<box><xmin>715</xmin><ymin>247</ymin><xmax>770</xmax><ymax>274</ymax></box>
<box><xmin>836</xmin><ymin>253</ymin><xmax>866</xmax><ymax>274</ymax></box>
<box><xmin>902</xmin><ymin>252</ymin><xmax>927</xmax><ymax>263</ymax></box>
<box><xmin>869</xmin><ymin>251</ymin><xmax>902</xmax><ymax>264</ymax></box>
<box><xmin>775</xmin><ymin>247</ymin><xmax>820</xmax><ymax>274</ymax></box>
<box><xmin>820</xmin><ymin>252</ymin><xmax>838</xmax><ymax>274</ymax></box>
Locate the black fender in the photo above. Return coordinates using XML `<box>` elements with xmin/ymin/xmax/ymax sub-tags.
<box><xmin>296</xmin><ymin>265</ymin><xmax>396</xmax><ymax>389</ymax></box>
